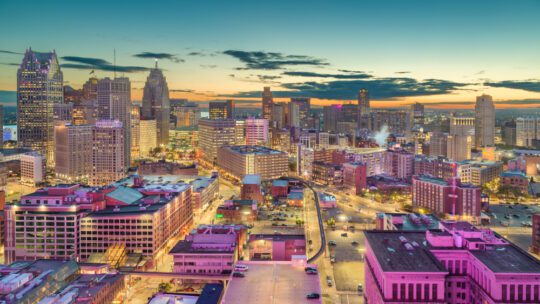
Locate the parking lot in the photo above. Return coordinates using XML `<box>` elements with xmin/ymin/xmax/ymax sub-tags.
<box><xmin>488</xmin><ymin>203</ymin><xmax>540</xmax><ymax>227</ymax></box>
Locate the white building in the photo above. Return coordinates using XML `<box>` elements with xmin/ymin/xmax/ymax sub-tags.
<box><xmin>20</xmin><ymin>152</ymin><xmax>45</xmax><ymax>185</ymax></box>
<box><xmin>139</xmin><ymin>119</ymin><xmax>157</xmax><ymax>157</ymax></box>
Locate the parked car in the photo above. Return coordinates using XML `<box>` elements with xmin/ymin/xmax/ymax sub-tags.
<box><xmin>306</xmin><ymin>269</ymin><xmax>318</xmax><ymax>275</ymax></box>
<box><xmin>351</xmin><ymin>240</ymin><xmax>359</xmax><ymax>246</ymax></box>
<box><xmin>341</xmin><ymin>233</ymin><xmax>348</xmax><ymax>237</ymax></box>
<box><xmin>234</xmin><ymin>264</ymin><xmax>249</xmax><ymax>272</ymax></box>
<box><xmin>232</xmin><ymin>272</ymin><xmax>245</xmax><ymax>278</ymax></box>
<box><xmin>328</xmin><ymin>240</ymin><xmax>337</xmax><ymax>246</ymax></box>
<box><xmin>306</xmin><ymin>293</ymin><xmax>320</xmax><ymax>299</ymax></box>
<box><xmin>357</xmin><ymin>283</ymin><xmax>364</xmax><ymax>294</ymax></box>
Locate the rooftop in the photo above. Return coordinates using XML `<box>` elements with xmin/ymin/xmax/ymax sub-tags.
<box><xmin>501</xmin><ymin>170</ymin><xmax>528</xmax><ymax>178</ymax></box>
<box><xmin>221</xmin><ymin>262</ymin><xmax>321</xmax><ymax>304</ymax></box>
<box><xmin>106</xmin><ymin>186</ymin><xmax>143</xmax><ymax>204</ymax></box>
<box><xmin>272</xmin><ymin>179</ymin><xmax>288</xmax><ymax>187</ymax></box>
<box><xmin>364</xmin><ymin>231</ymin><xmax>447</xmax><ymax>273</ymax></box>
<box><xmin>242</xmin><ymin>174</ymin><xmax>261</xmax><ymax>185</ymax></box>
<box><xmin>225</xmin><ymin>145</ymin><xmax>285</xmax><ymax>155</ymax></box>
<box><xmin>379</xmin><ymin>213</ymin><xmax>440</xmax><ymax>231</ymax></box>
<box><xmin>471</xmin><ymin>244</ymin><xmax>540</xmax><ymax>273</ymax></box>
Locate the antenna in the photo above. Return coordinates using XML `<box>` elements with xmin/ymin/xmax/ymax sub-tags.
<box><xmin>113</xmin><ymin>49</ymin><xmax>116</xmax><ymax>78</ymax></box>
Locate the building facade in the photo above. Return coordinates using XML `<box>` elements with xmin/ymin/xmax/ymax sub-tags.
<box><xmin>217</xmin><ymin>145</ymin><xmax>288</xmax><ymax>180</ymax></box>
<box><xmin>142</xmin><ymin>63</ymin><xmax>170</xmax><ymax>146</ymax></box>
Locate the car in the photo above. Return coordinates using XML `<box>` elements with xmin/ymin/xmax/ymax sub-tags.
<box><xmin>232</xmin><ymin>272</ymin><xmax>245</xmax><ymax>277</ymax></box>
<box><xmin>234</xmin><ymin>264</ymin><xmax>249</xmax><ymax>271</ymax></box>
<box><xmin>328</xmin><ymin>240</ymin><xmax>337</xmax><ymax>246</ymax></box>
<box><xmin>513</xmin><ymin>214</ymin><xmax>520</xmax><ymax>218</ymax></box>
<box><xmin>351</xmin><ymin>241</ymin><xmax>359</xmax><ymax>246</ymax></box>
<box><xmin>327</xmin><ymin>278</ymin><xmax>333</xmax><ymax>287</ymax></box>
<box><xmin>306</xmin><ymin>269</ymin><xmax>318</xmax><ymax>275</ymax></box>
<box><xmin>306</xmin><ymin>293</ymin><xmax>320</xmax><ymax>299</ymax></box>
<box><xmin>304</xmin><ymin>266</ymin><xmax>317</xmax><ymax>272</ymax></box>
<box><xmin>341</xmin><ymin>233</ymin><xmax>348</xmax><ymax>237</ymax></box>
<box><xmin>330</xmin><ymin>256</ymin><xmax>336</xmax><ymax>263</ymax></box>
<box><xmin>357</xmin><ymin>284</ymin><xmax>364</xmax><ymax>294</ymax></box>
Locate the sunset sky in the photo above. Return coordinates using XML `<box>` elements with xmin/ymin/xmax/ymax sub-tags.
<box><xmin>1</xmin><ymin>0</ymin><xmax>540</xmax><ymax>108</ymax></box>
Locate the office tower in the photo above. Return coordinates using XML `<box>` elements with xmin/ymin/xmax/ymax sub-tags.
<box><xmin>0</xmin><ymin>105</ymin><xmax>3</xmax><ymax>145</ymax></box>
<box><xmin>341</xmin><ymin>104</ymin><xmax>358</xmax><ymax>122</ymax></box>
<box><xmin>515</xmin><ymin>117</ymin><xmax>540</xmax><ymax>147</ymax></box>
<box><xmin>370</xmin><ymin>111</ymin><xmax>411</xmax><ymax>134</ymax></box>
<box><xmin>63</xmin><ymin>86</ymin><xmax>84</xmax><ymax>103</ymax></box>
<box><xmin>323</xmin><ymin>105</ymin><xmax>341</xmax><ymax>132</ymax></box>
<box><xmin>140</xmin><ymin>119</ymin><xmax>157</xmax><ymax>157</ymax></box>
<box><xmin>53</xmin><ymin>102</ymin><xmax>73</xmax><ymax>123</ymax></box>
<box><xmin>318</xmin><ymin>131</ymin><xmax>330</xmax><ymax>148</ymax></box>
<box><xmin>271</xmin><ymin>103</ymin><xmax>285</xmax><ymax>128</ymax></box>
<box><xmin>357</xmin><ymin>89</ymin><xmax>370</xmax><ymax>128</ymax></box>
<box><xmin>410</xmin><ymin>102</ymin><xmax>425</xmax><ymax>128</ymax></box>
<box><xmin>198</xmin><ymin>119</ymin><xmax>236</xmax><ymax>163</ymax></box>
<box><xmin>449</xmin><ymin>116</ymin><xmax>475</xmax><ymax>135</ymax></box>
<box><xmin>54</xmin><ymin>123</ymin><xmax>93</xmax><ymax>182</ymax></box>
<box><xmin>90</xmin><ymin>120</ymin><xmax>125</xmax><ymax>186</ymax></box>
<box><xmin>428</xmin><ymin>132</ymin><xmax>448</xmax><ymax>157</ymax></box>
<box><xmin>235</xmin><ymin>119</ymin><xmax>246</xmax><ymax>145</ymax></box>
<box><xmin>209</xmin><ymin>100</ymin><xmax>234</xmax><ymax>119</ymax></box>
<box><xmin>172</xmin><ymin>102</ymin><xmax>200</xmax><ymax>127</ymax></box>
<box><xmin>142</xmin><ymin>62</ymin><xmax>170</xmax><ymax>146</ymax></box>
<box><xmin>447</xmin><ymin>134</ymin><xmax>472</xmax><ymax>161</ymax></box>
<box><xmin>245</xmin><ymin>118</ymin><xmax>269</xmax><ymax>145</ymax></box>
<box><xmin>502</xmin><ymin>120</ymin><xmax>517</xmax><ymax>146</ymax></box>
<box><xmin>290</xmin><ymin>97</ymin><xmax>310</xmax><ymax>128</ymax></box>
<box><xmin>287</xmin><ymin>101</ymin><xmax>300</xmax><ymax>128</ymax></box>
<box><xmin>217</xmin><ymin>145</ymin><xmax>288</xmax><ymax>180</ymax></box>
<box><xmin>262</xmin><ymin>87</ymin><xmax>273</xmax><ymax>120</ymax></box>
<box><xmin>97</xmin><ymin>77</ymin><xmax>131</xmax><ymax>166</ymax></box>
<box><xmin>17</xmin><ymin>49</ymin><xmax>63</xmax><ymax>165</ymax></box>
<box><xmin>82</xmin><ymin>76</ymin><xmax>98</xmax><ymax>100</ymax></box>
<box><xmin>474</xmin><ymin>94</ymin><xmax>495</xmax><ymax>147</ymax></box>
<box><xmin>20</xmin><ymin>152</ymin><xmax>46</xmax><ymax>186</ymax></box>
<box><xmin>130</xmin><ymin>105</ymin><xmax>141</xmax><ymax>160</ymax></box>
<box><xmin>72</xmin><ymin>99</ymin><xmax>98</xmax><ymax>125</ymax></box>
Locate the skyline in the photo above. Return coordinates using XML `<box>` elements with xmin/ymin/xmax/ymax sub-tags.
<box><xmin>1</xmin><ymin>0</ymin><xmax>540</xmax><ymax>108</ymax></box>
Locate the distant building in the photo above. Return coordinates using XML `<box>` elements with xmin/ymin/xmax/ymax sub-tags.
<box><xmin>17</xmin><ymin>49</ymin><xmax>63</xmax><ymax>165</ymax></box>
<box><xmin>142</xmin><ymin>62</ymin><xmax>170</xmax><ymax>146</ymax></box>
<box><xmin>370</xmin><ymin>110</ymin><xmax>410</xmax><ymax>134</ymax></box>
<box><xmin>209</xmin><ymin>100</ymin><xmax>234</xmax><ymax>120</ymax></box>
<box><xmin>290</xmin><ymin>97</ymin><xmax>310</xmax><ymax>128</ymax></box>
<box><xmin>217</xmin><ymin>145</ymin><xmax>288</xmax><ymax>180</ymax></box>
<box><xmin>20</xmin><ymin>152</ymin><xmax>45</xmax><ymax>185</ymax></box>
<box><xmin>245</xmin><ymin>118</ymin><xmax>269</xmax><ymax>145</ymax></box>
<box><xmin>262</xmin><ymin>87</ymin><xmax>273</xmax><ymax>121</ymax></box>
<box><xmin>475</xmin><ymin>94</ymin><xmax>495</xmax><ymax>147</ymax></box>
<box><xmin>198</xmin><ymin>119</ymin><xmax>236</xmax><ymax>163</ymax></box>
<box><xmin>410</xmin><ymin>102</ymin><xmax>425</xmax><ymax>128</ymax></box>
<box><xmin>447</xmin><ymin>134</ymin><xmax>472</xmax><ymax>161</ymax></box>
<box><xmin>130</xmin><ymin>105</ymin><xmax>141</xmax><ymax>160</ymax></box>
<box><xmin>90</xmin><ymin>120</ymin><xmax>125</xmax><ymax>186</ymax></box>
<box><xmin>358</xmin><ymin>89</ymin><xmax>370</xmax><ymax>128</ymax></box>
<box><xmin>139</xmin><ymin>119</ymin><xmax>157</xmax><ymax>157</ymax></box>
<box><xmin>172</xmin><ymin>102</ymin><xmax>200</xmax><ymax>127</ymax></box>
<box><xmin>502</xmin><ymin>120</ymin><xmax>517</xmax><ymax>146</ymax></box>
<box><xmin>428</xmin><ymin>132</ymin><xmax>448</xmax><ymax>157</ymax></box>
<box><xmin>516</xmin><ymin>117</ymin><xmax>540</xmax><ymax>147</ymax></box>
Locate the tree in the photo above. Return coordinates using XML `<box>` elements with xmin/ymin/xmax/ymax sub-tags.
<box><xmin>483</xmin><ymin>178</ymin><xmax>500</xmax><ymax>196</ymax></box>
<box><xmin>327</xmin><ymin>217</ymin><xmax>335</xmax><ymax>227</ymax></box>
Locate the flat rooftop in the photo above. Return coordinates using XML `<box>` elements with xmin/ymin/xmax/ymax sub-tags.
<box><xmin>242</xmin><ymin>174</ymin><xmax>261</xmax><ymax>185</ymax></box>
<box><xmin>364</xmin><ymin>231</ymin><xmax>447</xmax><ymax>273</ymax></box>
<box><xmin>381</xmin><ymin>213</ymin><xmax>440</xmax><ymax>231</ymax></box>
<box><xmin>471</xmin><ymin>244</ymin><xmax>540</xmax><ymax>273</ymax></box>
<box><xmin>221</xmin><ymin>262</ymin><xmax>321</xmax><ymax>304</ymax></box>
<box><xmin>225</xmin><ymin>145</ymin><xmax>285</xmax><ymax>155</ymax></box>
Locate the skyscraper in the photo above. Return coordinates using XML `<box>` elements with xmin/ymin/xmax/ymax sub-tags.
<box><xmin>54</xmin><ymin>123</ymin><xmax>93</xmax><ymax>182</ymax></box>
<box><xmin>474</xmin><ymin>94</ymin><xmax>495</xmax><ymax>147</ymax></box>
<box><xmin>91</xmin><ymin>120</ymin><xmax>125</xmax><ymax>186</ymax></box>
<box><xmin>271</xmin><ymin>103</ymin><xmax>285</xmax><ymax>128</ymax></box>
<box><xmin>290</xmin><ymin>97</ymin><xmax>310</xmax><ymax>128</ymax></box>
<box><xmin>357</xmin><ymin>89</ymin><xmax>370</xmax><ymax>128</ymax></box>
<box><xmin>130</xmin><ymin>105</ymin><xmax>141</xmax><ymax>160</ymax></box>
<box><xmin>262</xmin><ymin>87</ymin><xmax>273</xmax><ymax>120</ymax></box>
<box><xmin>245</xmin><ymin>118</ymin><xmax>269</xmax><ymax>145</ymax></box>
<box><xmin>0</xmin><ymin>105</ymin><xmax>3</xmax><ymax>144</ymax></box>
<box><xmin>17</xmin><ymin>49</ymin><xmax>63</xmax><ymax>165</ymax></box>
<box><xmin>142</xmin><ymin>62</ymin><xmax>170</xmax><ymax>146</ymax></box>
<box><xmin>287</xmin><ymin>101</ymin><xmax>300</xmax><ymax>128</ymax></box>
<box><xmin>198</xmin><ymin>119</ymin><xmax>237</xmax><ymax>163</ymax></box>
<box><xmin>411</xmin><ymin>102</ymin><xmax>425</xmax><ymax>129</ymax></box>
<box><xmin>97</xmin><ymin>77</ymin><xmax>131</xmax><ymax>167</ymax></box>
<box><xmin>209</xmin><ymin>100</ymin><xmax>234</xmax><ymax>119</ymax></box>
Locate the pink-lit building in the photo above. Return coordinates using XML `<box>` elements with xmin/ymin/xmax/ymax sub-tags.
<box><xmin>342</xmin><ymin>162</ymin><xmax>367</xmax><ymax>195</ymax></box>
<box><xmin>248</xmin><ymin>234</ymin><xmax>306</xmax><ymax>261</ymax></box>
<box><xmin>412</xmin><ymin>175</ymin><xmax>481</xmax><ymax>218</ymax></box>
<box><xmin>319</xmin><ymin>192</ymin><xmax>337</xmax><ymax>209</ymax></box>
<box><xmin>384</xmin><ymin>148</ymin><xmax>414</xmax><ymax>180</ymax></box>
<box><xmin>364</xmin><ymin>221</ymin><xmax>540</xmax><ymax>304</ymax></box>
<box><xmin>245</xmin><ymin>118</ymin><xmax>269</xmax><ymax>145</ymax></box>
<box><xmin>4</xmin><ymin>185</ymin><xmax>105</xmax><ymax>264</ymax></box>
<box><xmin>500</xmin><ymin>171</ymin><xmax>529</xmax><ymax>194</ymax></box>
<box><xmin>532</xmin><ymin>214</ymin><xmax>540</xmax><ymax>254</ymax></box>
<box><xmin>170</xmin><ymin>225</ymin><xmax>247</xmax><ymax>275</ymax></box>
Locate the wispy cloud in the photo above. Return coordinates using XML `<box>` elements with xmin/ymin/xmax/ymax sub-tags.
<box><xmin>223</xmin><ymin>50</ymin><xmax>328</xmax><ymax>70</ymax></box>
<box><xmin>61</xmin><ymin>56</ymin><xmax>149</xmax><ymax>73</ymax></box>
<box><xmin>283</xmin><ymin>71</ymin><xmax>372</xmax><ymax>79</ymax></box>
<box><xmin>0</xmin><ymin>50</ymin><xmax>22</xmax><ymax>55</ymax></box>
<box><xmin>485</xmin><ymin>80</ymin><xmax>540</xmax><ymax>92</ymax></box>
<box><xmin>132</xmin><ymin>52</ymin><xmax>184</xmax><ymax>63</ymax></box>
<box><xmin>395</xmin><ymin>71</ymin><xmax>410</xmax><ymax>74</ymax></box>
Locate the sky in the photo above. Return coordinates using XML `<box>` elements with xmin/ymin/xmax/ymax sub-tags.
<box><xmin>1</xmin><ymin>0</ymin><xmax>540</xmax><ymax>109</ymax></box>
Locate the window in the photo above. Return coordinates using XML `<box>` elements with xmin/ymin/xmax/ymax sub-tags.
<box><xmin>400</xmin><ymin>283</ymin><xmax>406</xmax><ymax>300</ymax></box>
<box><xmin>392</xmin><ymin>284</ymin><xmax>398</xmax><ymax>299</ymax></box>
<box><xmin>432</xmin><ymin>284</ymin><xmax>438</xmax><ymax>300</ymax></box>
<box><xmin>424</xmin><ymin>283</ymin><xmax>430</xmax><ymax>300</ymax></box>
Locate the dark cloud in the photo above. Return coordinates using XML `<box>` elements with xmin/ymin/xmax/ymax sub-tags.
<box><xmin>338</xmin><ymin>69</ymin><xmax>366</xmax><ymax>74</ymax></box>
<box><xmin>283</xmin><ymin>71</ymin><xmax>372</xmax><ymax>79</ymax></box>
<box><xmin>257</xmin><ymin>75</ymin><xmax>281</xmax><ymax>80</ymax></box>
<box><xmin>187</xmin><ymin>51</ymin><xmax>217</xmax><ymax>57</ymax></box>
<box><xmin>170</xmin><ymin>89</ymin><xmax>194</xmax><ymax>93</ymax></box>
<box><xmin>485</xmin><ymin>80</ymin><xmax>540</xmax><ymax>93</ymax></box>
<box><xmin>61</xmin><ymin>56</ymin><xmax>149</xmax><ymax>73</ymax></box>
<box><xmin>223</xmin><ymin>50</ymin><xmax>328</xmax><ymax>70</ymax></box>
<box><xmin>188</xmin><ymin>52</ymin><xmax>203</xmax><ymax>56</ymax></box>
<box><xmin>495</xmin><ymin>99</ymin><xmax>540</xmax><ymax>105</ymax></box>
<box><xmin>224</xmin><ymin>77</ymin><xmax>470</xmax><ymax>100</ymax></box>
<box><xmin>395</xmin><ymin>71</ymin><xmax>411</xmax><ymax>74</ymax></box>
<box><xmin>0</xmin><ymin>62</ymin><xmax>19</xmax><ymax>66</ymax></box>
<box><xmin>0</xmin><ymin>50</ymin><xmax>22</xmax><ymax>55</ymax></box>
<box><xmin>133</xmin><ymin>52</ymin><xmax>184</xmax><ymax>63</ymax></box>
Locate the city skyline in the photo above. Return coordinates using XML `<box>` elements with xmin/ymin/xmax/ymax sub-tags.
<box><xmin>1</xmin><ymin>0</ymin><xmax>540</xmax><ymax>109</ymax></box>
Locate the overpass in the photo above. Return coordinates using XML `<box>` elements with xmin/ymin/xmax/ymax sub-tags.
<box><xmin>122</xmin><ymin>270</ymin><xmax>230</xmax><ymax>284</ymax></box>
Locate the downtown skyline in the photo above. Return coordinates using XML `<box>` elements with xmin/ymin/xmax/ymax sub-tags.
<box><xmin>1</xmin><ymin>0</ymin><xmax>540</xmax><ymax>109</ymax></box>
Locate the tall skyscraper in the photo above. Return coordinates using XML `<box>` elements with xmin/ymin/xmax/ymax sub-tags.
<box><xmin>209</xmin><ymin>100</ymin><xmax>234</xmax><ymax>119</ymax></box>
<box><xmin>357</xmin><ymin>89</ymin><xmax>370</xmax><ymax>128</ymax></box>
<box><xmin>411</xmin><ymin>102</ymin><xmax>425</xmax><ymax>129</ymax></box>
<box><xmin>0</xmin><ymin>105</ymin><xmax>3</xmax><ymax>145</ymax></box>
<box><xmin>142</xmin><ymin>62</ymin><xmax>170</xmax><ymax>146</ymax></box>
<box><xmin>323</xmin><ymin>104</ymin><xmax>342</xmax><ymax>132</ymax></box>
<box><xmin>130</xmin><ymin>105</ymin><xmax>141</xmax><ymax>160</ymax></box>
<box><xmin>290</xmin><ymin>97</ymin><xmax>310</xmax><ymax>128</ymax></box>
<box><xmin>287</xmin><ymin>101</ymin><xmax>300</xmax><ymax>128</ymax></box>
<box><xmin>262</xmin><ymin>87</ymin><xmax>273</xmax><ymax>120</ymax></box>
<box><xmin>97</xmin><ymin>77</ymin><xmax>131</xmax><ymax>167</ymax></box>
<box><xmin>17</xmin><ymin>49</ymin><xmax>63</xmax><ymax>165</ymax></box>
<box><xmin>54</xmin><ymin>123</ymin><xmax>93</xmax><ymax>182</ymax></box>
<box><xmin>474</xmin><ymin>94</ymin><xmax>495</xmax><ymax>147</ymax></box>
<box><xmin>91</xmin><ymin>120</ymin><xmax>125</xmax><ymax>186</ymax></box>
<box><xmin>198</xmin><ymin>119</ymin><xmax>237</xmax><ymax>163</ymax></box>
<box><xmin>271</xmin><ymin>103</ymin><xmax>285</xmax><ymax>128</ymax></box>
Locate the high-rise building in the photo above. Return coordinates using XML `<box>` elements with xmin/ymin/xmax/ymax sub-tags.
<box><xmin>142</xmin><ymin>62</ymin><xmax>170</xmax><ymax>146</ymax></box>
<box><xmin>323</xmin><ymin>104</ymin><xmax>342</xmax><ymax>132</ymax></box>
<box><xmin>447</xmin><ymin>134</ymin><xmax>472</xmax><ymax>161</ymax></box>
<box><xmin>474</xmin><ymin>94</ymin><xmax>495</xmax><ymax>147</ymax></box>
<box><xmin>271</xmin><ymin>103</ymin><xmax>285</xmax><ymax>128</ymax></box>
<box><xmin>198</xmin><ymin>119</ymin><xmax>237</xmax><ymax>163</ymax></box>
<box><xmin>370</xmin><ymin>111</ymin><xmax>410</xmax><ymax>134</ymax></box>
<box><xmin>172</xmin><ymin>102</ymin><xmax>200</xmax><ymax>127</ymax></box>
<box><xmin>384</xmin><ymin>148</ymin><xmax>415</xmax><ymax>179</ymax></box>
<box><xmin>130</xmin><ymin>105</ymin><xmax>141</xmax><ymax>160</ymax></box>
<box><xmin>410</xmin><ymin>102</ymin><xmax>425</xmax><ymax>128</ymax></box>
<box><xmin>0</xmin><ymin>105</ymin><xmax>3</xmax><ymax>145</ymax></box>
<box><xmin>358</xmin><ymin>89</ymin><xmax>370</xmax><ymax>128</ymax></box>
<box><xmin>217</xmin><ymin>145</ymin><xmax>288</xmax><ymax>180</ymax></box>
<box><xmin>245</xmin><ymin>118</ymin><xmax>269</xmax><ymax>145</ymax></box>
<box><xmin>97</xmin><ymin>77</ymin><xmax>131</xmax><ymax>167</ymax></box>
<box><xmin>54</xmin><ymin>123</ymin><xmax>93</xmax><ymax>183</ymax></box>
<box><xmin>428</xmin><ymin>132</ymin><xmax>448</xmax><ymax>157</ymax></box>
<box><xmin>209</xmin><ymin>100</ymin><xmax>234</xmax><ymax>119</ymax></box>
<box><xmin>502</xmin><ymin>120</ymin><xmax>517</xmax><ymax>146</ymax></box>
<box><xmin>139</xmin><ymin>119</ymin><xmax>157</xmax><ymax>157</ymax></box>
<box><xmin>82</xmin><ymin>77</ymin><xmax>98</xmax><ymax>100</ymax></box>
<box><xmin>515</xmin><ymin>117</ymin><xmax>540</xmax><ymax>147</ymax></box>
<box><xmin>290</xmin><ymin>97</ymin><xmax>310</xmax><ymax>128</ymax></box>
<box><xmin>17</xmin><ymin>49</ymin><xmax>63</xmax><ymax>165</ymax></box>
<box><xmin>72</xmin><ymin>99</ymin><xmax>98</xmax><ymax>125</ymax></box>
<box><xmin>341</xmin><ymin>103</ymin><xmax>358</xmax><ymax>123</ymax></box>
<box><xmin>262</xmin><ymin>87</ymin><xmax>273</xmax><ymax>120</ymax></box>
<box><xmin>235</xmin><ymin>120</ymin><xmax>246</xmax><ymax>145</ymax></box>
<box><xmin>90</xmin><ymin>120</ymin><xmax>125</xmax><ymax>186</ymax></box>
<box><xmin>53</xmin><ymin>102</ymin><xmax>73</xmax><ymax>123</ymax></box>
<box><xmin>287</xmin><ymin>101</ymin><xmax>300</xmax><ymax>128</ymax></box>
<box><xmin>449</xmin><ymin>116</ymin><xmax>475</xmax><ymax>136</ymax></box>
<box><xmin>20</xmin><ymin>152</ymin><xmax>46</xmax><ymax>186</ymax></box>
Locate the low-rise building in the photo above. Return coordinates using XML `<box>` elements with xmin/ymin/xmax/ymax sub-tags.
<box><xmin>500</xmin><ymin>171</ymin><xmax>529</xmax><ymax>194</ymax></box>
<box><xmin>342</xmin><ymin>162</ymin><xmax>367</xmax><ymax>195</ymax></box>
<box><xmin>286</xmin><ymin>190</ymin><xmax>304</xmax><ymax>207</ymax></box>
<box><xmin>248</xmin><ymin>234</ymin><xmax>306</xmax><ymax>261</ymax></box>
<box><xmin>190</xmin><ymin>174</ymin><xmax>219</xmax><ymax>214</ymax></box>
<box><xmin>270</xmin><ymin>179</ymin><xmax>289</xmax><ymax>199</ymax></box>
<box><xmin>216</xmin><ymin>200</ymin><xmax>257</xmax><ymax>224</ymax></box>
<box><xmin>217</xmin><ymin>145</ymin><xmax>288</xmax><ymax>180</ymax></box>
<box><xmin>312</xmin><ymin>161</ymin><xmax>342</xmax><ymax>186</ymax></box>
<box><xmin>241</xmin><ymin>174</ymin><xmax>263</xmax><ymax>203</ymax></box>
<box><xmin>138</xmin><ymin>160</ymin><xmax>198</xmax><ymax>175</ymax></box>
<box><xmin>319</xmin><ymin>193</ymin><xmax>337</xmax><ymax>209</ymax></box>
<box><xmin>20</xmin><ymin>152</ymin><xmax>45</xmax><ymax>186</ymax></box>
<box><xmin>375</xmin><ymin>213</ymin><xmax>440</xmax><ymax>231</ymax></box>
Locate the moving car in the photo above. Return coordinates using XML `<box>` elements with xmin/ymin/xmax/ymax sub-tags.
<box><xmin>326</xmin><ymin>276</ymin><xmax>333</xmax><ymax>287</ymax></box>
<box><xmin>357</xmin><ymin>284</ymin><xmax>363</xmax><ymax>294</ymax></box>
<box><xmin>234</xmin><ymin>264</ymin><xmax>249</xmax><ymax>272</ymax></box>
<box><xmin>306</xmin><ymin>293</ymin><xmax>320</xmax><ymax>299</ymax></box>
<box><xmin>328</xmin><ymin>240</ymin><xmax>337</xmax><ymax>246</ymax></box>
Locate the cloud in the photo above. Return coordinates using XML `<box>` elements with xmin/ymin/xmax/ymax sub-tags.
<box><xmin>283</xmin><ymin>71</ymin><xmax>372</xmax><ymax>79</ymax></box>
<box><xmin>0</xmin><ymin>62</ymin><xmax>19</xmax><ymax>66</ymax></box>
<box><xmin>224</xmin><ymin>77</ymin><xmax>470</xmax><ymax>100</ymax></box>
<box><xmin>494</xmin><ymin>99</ymin><xmax>540</xmax><ymax>105</ymax></box>
<box><xmin>60</xmin><ymin>56</ymin><xmax>149</xmax><ymax>73</ymax></box>
<box><xmin>187</xmin><ymin>51</ymin><xmax>217</xmax><ymax>57</ymax></box>
<box><xmin>485</xmin><ymin>80</ymin><xmax>540</xmax><ymax>93</ymax></box>
<box><xmin>257</xmin><ymin>75</ymin><xmax>281</xmax><ymax>81</ymax></box>
<box><xmin>223</xmin><ymin>50</ymin><xmax>328</xmax><ymax>70</ymax></box>
<box><xmin>200</xmin><ymin>64</ymin><xmax>217</xmax><ymax>68</ymax></box>
<box><xmin>395</xmin><ymin>71</ymin><xmax>410</xmax><ymax>74</ymax></box>
<box><xmin>170</xmin><ymin>89</ymin><xmax>194</xmax><ymax>93</ymax></box>
<box><xmin>132</xmin><ymin>52</ymin><xmax>184</xmax><ymax>63</ymax></box>
<box><xmin>0</xmin><ymin>50</ymin><xmax>22</xmax><ymax>55</ymax></box>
